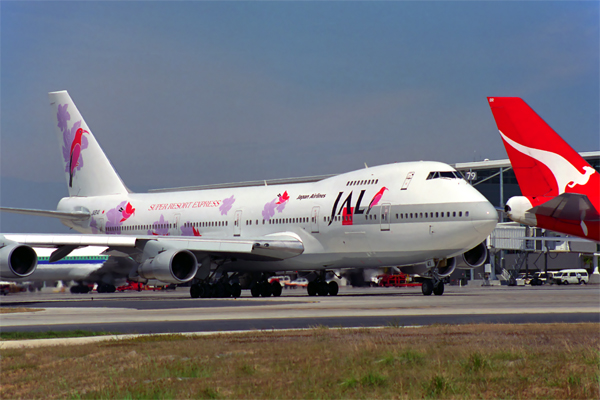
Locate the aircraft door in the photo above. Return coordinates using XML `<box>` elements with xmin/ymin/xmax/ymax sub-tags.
<box><xmin>174</xmin><ymin>213</ymin><xmax>181</xmax><ymax>234</ymax></box>
<box><xmin>234</xmin><ymin>210</ymin><xmax>242</xmax><ymax>236</ymax></box>
<box><xmin>311</xmin><ymin>206</ymin><xmax>320</xmax><ymax>233</ymax></box>
<box><xmin>380</xmin><ymin>203</ymin><xmax>391</xmax><ymax>231</ymax></box>
<box><xmin>94</xmin><ymin>216</ymin><xmax>106</xmax><ymax>234</ymax></box>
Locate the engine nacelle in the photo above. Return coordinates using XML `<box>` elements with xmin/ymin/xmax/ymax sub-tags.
<box><xmin>0</xmin><ymin>243</ymin><xmax>37</xmax><ymax>279</ymax></box>
<box><xmin>138</xmin><ymin>249</ymin><xmax>198</xmax><ymax>284</ymax></box>
<box><xmin>461</xmin><ymin>242</ymin><xmax>488</xmax><ymax>268</ymax></box>
<box><xmin>399</xmin><ymin>257</ymin><xmax>456</xmax><ymax>278</ymax></box>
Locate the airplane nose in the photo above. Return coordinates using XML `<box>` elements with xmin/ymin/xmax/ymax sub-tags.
<box><xmin>472</xmin><ymin>202</ymin><xmax>498</xmax><ymax>235</ymax></box>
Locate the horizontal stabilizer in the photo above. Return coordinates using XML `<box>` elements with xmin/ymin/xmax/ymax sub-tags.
<box><xmin>0</xmin><ymin>207</ymin><xmax>90</xmax><ymax>221</ymax></box>
<box><xmin>528</xmin><ymin>193</ymin><xmax>599</xmax><ymax>222</ymax></box>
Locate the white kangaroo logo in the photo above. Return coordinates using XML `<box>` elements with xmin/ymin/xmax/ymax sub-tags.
<box><xmin>499</xmin><ymin>130</ymin><xmax>596</xmax><ymax>194</ymax></box>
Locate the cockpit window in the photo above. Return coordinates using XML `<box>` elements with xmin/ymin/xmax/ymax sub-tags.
<box><xmin>426</xmin><ymin>171</ymin><xmax>461</xmax><ymax>180</ymax></box>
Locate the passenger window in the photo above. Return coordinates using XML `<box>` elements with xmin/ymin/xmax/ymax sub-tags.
<box><xmin>459</xmin><ymin>212</ymin><xmax>462</xmax><ymax>217</ymax></box>
<box><xmin>466</xmin><ymin>211</ymin><xmax>469</xmax><ymax>217</ymax></box>
<box><xmin>436</xmin><ymin>212</ymin><xmax>439</xmax><ymax>218</ymax></box>
<box><xmin>420</xmin><ymin>213</ymin><xmax>423</xmax><ymax>218</ymax></box>
<box><xmin>453</xmin><ymin>212</ymin><xmax>456</xmax><ymax>217</ymax></box>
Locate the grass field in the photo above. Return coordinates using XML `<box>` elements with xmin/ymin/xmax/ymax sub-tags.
<box><xmin>1</xmin><ymin>323</ymin><xmax>598</xmax><ymax>399</ymax></box>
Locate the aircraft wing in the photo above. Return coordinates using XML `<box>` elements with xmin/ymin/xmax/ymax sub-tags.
<box><xmin>528</xmin><ymin>193</ymin><xmax>600</xmax><ymax>222</ymax></box>
<box><xmin>2</xmin><ymin>233</ymin><xmax>304</xmax><ymax>261</ymax></box>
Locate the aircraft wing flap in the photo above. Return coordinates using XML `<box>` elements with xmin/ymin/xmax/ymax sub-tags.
<box><xmin>155</xmin><ymin>235</ymin><xmax>304</xmax><ymax>260</ymax></box>
<box><xmin>529</xmin><ymin>193</ymin><xmax>600</xmax><ymax>221</ymax></box>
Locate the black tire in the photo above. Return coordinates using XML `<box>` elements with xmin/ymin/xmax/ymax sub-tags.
<box><xmin>70</xmin><ymin>286</ymin><xmax>80</xmax><ymax>294</ymax></box>
<box><xmin>317</xmin><ymin>281</ymin><xmax>329</xmax><ymax>296</ymax></box>
<box><xmin>307</xmin><ymin>281</ymin><xmax>317</xmax><ymax>296</ymax></box>
<box><xmin>231</xmin><ymin>283</ymin><xmax>242</xmax><ymax>298</ymax></box>
<box><xmin>421</xmin><ymin>280</ymin><xmax>433</xmax><ymax>296</ymax></box>
<box><xmin>200</xmin><ymin>284</ymin><xmax>211</xmax><ymax>298</ymax></box>
<box><xmin>271</xmin><ymin>282</ymin><xmax>282</xmax><ymax>297</ymax></box>
<box><xmin>190</xmin><ymin>284</ymin><xmax>201</xmax><ymax>298</ymax></box>
<box><xmin>328</xmin><ymin>281</ymin><xmax>339</xmax><ymax>296</ymax></box>
<box><xmin>250</xmin><ymin>284</ymin><xmax>261</xmax><ymax>297</ymax></box>
<box><xmin>433</xmin><ymin>282</ymin><xmax>444</xmax><ymax>296</ymax></box>
<box><xmin>563</xmin><ymin>281</ymin><xmax>569</xmax><ymax>285</ymax></box>
<box><xmin>260</xmin><ymin>282</ymin><xmax>272</xmax><ymax>297</ymax></box>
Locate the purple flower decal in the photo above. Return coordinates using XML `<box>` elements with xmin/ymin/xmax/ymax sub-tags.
<box><xmin>105</xmin><ymin>201</ymin><xmax>127</xmax><ymax>234</ymax></box>
<box><xmin>262</xmin><ymin>199</ymin><xmax>277</xmax><ymax>220</ymax></box>
<box><xmin>220</xmin><ymin>195</ymin><xmax>235</xmax><ymax>216</ymax></box>
<box><xmin>181</xmin><ymin>221</ymin><xmax>201</xmax><ymax>236</ymax></box>
<box><xmin>149</xmin><ymin>215</ymin><xmax>170</xmax><ymax>236</ymax></box>
<box><xmin>262</xmin><ymin>191</ymin><xmax>290</xmax><ymax>220</ymax></box>
<box><xmin>57</xmin><ymin>104</ymin><xmax>70</xmax><ymax>132</ymax></box>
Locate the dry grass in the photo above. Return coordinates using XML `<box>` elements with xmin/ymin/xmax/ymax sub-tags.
<box><xmin>1</xmin><ymin>323</ymin><xmax>599</xmax><ymax>399</ymax></box>
<box><xmin>0</xmin><ymin>308</ymin><xmax>43</xmax><ymax>314</ymax></box>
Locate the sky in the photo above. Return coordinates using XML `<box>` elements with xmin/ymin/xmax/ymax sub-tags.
<box><xmin>1</xmin><ymin>1</ymin><xmax>598</xmax><ymax>233</ymax></box>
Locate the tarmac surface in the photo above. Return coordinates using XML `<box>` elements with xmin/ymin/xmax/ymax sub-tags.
<box><xmin>1</xmin><ymin>284</ymin><xmax>599</xmax><ymax>339</ymax></box>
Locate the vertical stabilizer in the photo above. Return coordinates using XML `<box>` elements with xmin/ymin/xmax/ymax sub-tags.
<box><xmin>49</xmin><ymin>91</ymin><xmax>128</xmax><ymax>197</ymax></box>
<box><xmin>487</xmin><ymin>97</ymin><xmax>597</xmax><ymax>199</ymax></box>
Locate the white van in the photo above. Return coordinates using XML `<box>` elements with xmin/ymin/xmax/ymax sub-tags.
<box><xmin>555</xmin><ymin>269</ymin><xmax>589</xmax><ymax>285</ymax></box>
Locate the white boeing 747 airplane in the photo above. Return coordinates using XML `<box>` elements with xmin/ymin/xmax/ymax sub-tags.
<box><xmin>1</xmin><ymin>91</ymin><xmax>497</xmax><ymax>297</ymax></box>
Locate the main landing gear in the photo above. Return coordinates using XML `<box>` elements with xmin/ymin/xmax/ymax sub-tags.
<box><xmin>421</xmin><ymin>278</ymin><xmax>444</xmax><ymax>296</ymax></box>
<box><xmin>307</xmin><ymin>272</ymin><xmax>339</xmax><ymax>296</ymax></box>
<box><xmin>250</xmin><ymin>279</ymin><xmax>282</xmax><ymax>298</ymax></box>
<box><xmin>190</xmin><ymin>280</ymin><xmax>242</xmax><ymax>299</ymax></box>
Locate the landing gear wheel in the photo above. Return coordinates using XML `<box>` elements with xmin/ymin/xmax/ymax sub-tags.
<box><xmin>200</xmin><ymin>283</ymin><xmax>211</xmax><ymax>298</ymax></box>
<box><xmin>271</xmin><ymin>282</ymin><xmax>282</xmax><ymax>297</ymax></box>
<box><xmin>260</xmin><ymin>282</ymin><xmax>272</xmax><ymax>297</ymax></box>
<box><xmin>307</xmin><ymin>281</ymin><xmax>317</xmax><ymax>296</ymax></box>
<box><xmin>316</xmin><ymin>281</ymin><xmax>328</xmax><ymax>296</ymax></box>
<box><xmin>250</xmin><ymin>284</ymin><xmax>261</xmax><ymax>297</ymax></box>
<box><xmin>433</xmin><ymin>282</ymin><xmax>444</xmax><ymax>296</ymax></box>
<box><xmin>421</xmin><ymin>280</ymin><xmax>433</xmax><ymax>296</ymax></box>
<box><xmin>231</xmin><ymin>283</ymin><xmax>242</xmax><ymax>298</ymax></box>
<box><xmin>328</xmin><ymin>281</ymin><xmax>339</xmax><ymax>296</ymax></box>
<box><xmin>190</xmin><ymin>284</ymin><xmax>201</xmax><ymax>298</ymax></box>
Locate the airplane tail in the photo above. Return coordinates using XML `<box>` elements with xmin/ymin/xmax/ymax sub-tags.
<box><xmin>49</xmin><ymin>91</ymin><xmax>129</xmax><ymax>197</ymax></box>
<box><xmin>487</xmin><ymin>97</ymin><xmax>597</xmax><ymax>199</ymax></box>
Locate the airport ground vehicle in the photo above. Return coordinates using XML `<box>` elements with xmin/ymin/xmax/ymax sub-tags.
<box><xmin>285</xmin><ymin>278</ymin><xmax>309</xmax><ymax>288</ymax></box>
<box><xmin>530</xmin><ymin>271</ymin><xmax>561</xmax><ymax>286</ymax></box>
<box><xmin>268</xmin><ymin>275</ymin><xmax>291</xmax><ymax>286</ymax></box>
<box><xmin>377</xmin><ymin>273</ymin><xmax>421</xmax><ymax>287</ymax></box>
<box><xmin>554</xmin><ymin>269</ymin><xmax>589</xmax><ymax>285</ymax></box>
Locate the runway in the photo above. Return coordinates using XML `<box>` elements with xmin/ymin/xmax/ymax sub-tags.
<box><xmin>1</xmin><ymin>285</ymin><xmax>598</xmax><ymax>335</ymax></box>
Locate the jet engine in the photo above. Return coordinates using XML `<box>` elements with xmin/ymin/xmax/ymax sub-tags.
<box><xmin>138</xmin><ymin>249</ymin><xmax>198</xmax><ymax>284</ymax></box>
<box><xmin>399</xmin><ymin>257</ymin><xmax>457</xmax><ymax>278</ymax></box>
<box><xmin>0</xmin><ymin>242</ymin><xmax>37</xmax><ymax>279</ymax></box>
<box><xmin>461</xmin><ymin>242</ymin><xmax>488</xmax><ymax>268</ymax></box>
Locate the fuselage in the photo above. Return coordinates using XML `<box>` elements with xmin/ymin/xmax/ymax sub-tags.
<box><xmin>57</xmin><ymin>161</ymin><xmax>497</xmax><ymax>272</ymax></box>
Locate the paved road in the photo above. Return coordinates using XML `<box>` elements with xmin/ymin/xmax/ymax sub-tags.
<box><xmin>1</xmin><ymin>285</ymin><xmax>598</xmax><ymax>334</ymax></box>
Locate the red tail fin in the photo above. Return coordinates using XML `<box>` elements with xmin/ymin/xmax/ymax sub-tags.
<box><xmin>487</xmin><ymin>97</ymin><xmax>597</xmax><ymax>201</ymax></box>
